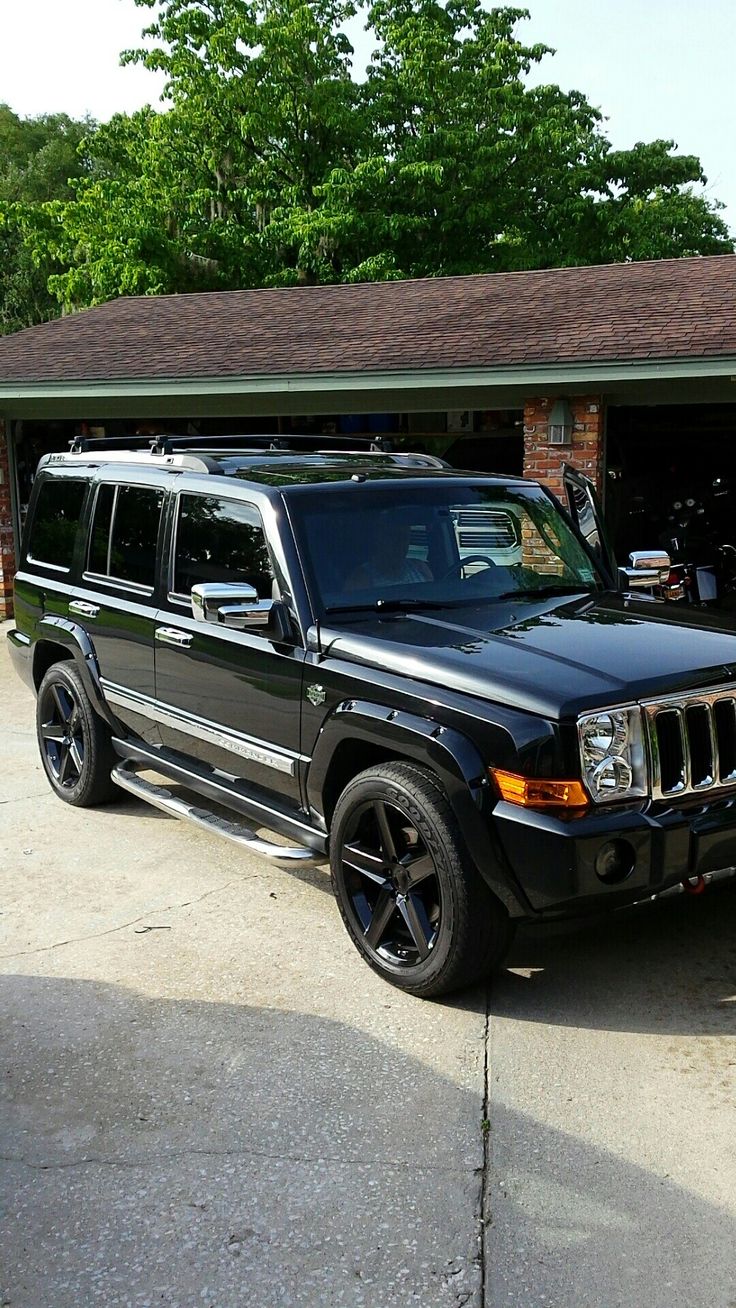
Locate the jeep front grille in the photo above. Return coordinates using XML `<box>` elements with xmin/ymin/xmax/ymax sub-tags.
<box><xmin>644</xmin><ymin>687</ymin><xmax>736</xmax><ymax>799</ymax></box>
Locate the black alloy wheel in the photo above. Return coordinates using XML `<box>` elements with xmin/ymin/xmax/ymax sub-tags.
<box><xmin>36</xmin><ymin>662</ymin><xmax>118</xmax><ymax>807</ymax></box>
<box><xmin>340</xmin><ymin>794</ymin><xmax>442</xmax><ymax>969</ymax></box>
<box><xmin>39</xmin><ymin>680</ymin><xmax>85</xmax><ymax>789</ymax></box>
<box><xmin>330</xmin><ymin>761</ymin><xmax>514</xmax><ymax>997</ymax></box>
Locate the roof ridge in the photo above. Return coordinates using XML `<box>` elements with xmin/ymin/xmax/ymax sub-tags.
<box><xmin>109</xmin><ymin>252</ymin><xmax>736</xmax><ymax>306</ymax></box>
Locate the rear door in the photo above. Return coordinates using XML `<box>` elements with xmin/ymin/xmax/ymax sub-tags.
<box><xmin>71</xmin><ymin>473</ymin><xmax>166</xmax><ymax>744</ymax></box>
<box><xmin>152</xmin><ymin>487</ymin><xmax>306</xmax><ymax>805</ymax></box>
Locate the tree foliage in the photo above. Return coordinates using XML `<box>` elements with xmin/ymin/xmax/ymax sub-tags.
<box><xmin>4</xmin><ymin>2</ymin><xmax>733</xmax><ymax>323</ymax></box>
<box><xmin>0</xmin><ymin>105</ymin><xmax>94</xmax><ymax>332</ymax></box>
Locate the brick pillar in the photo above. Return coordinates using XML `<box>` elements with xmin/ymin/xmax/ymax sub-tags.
<box><xmin>522</xmin><ymin>395</ymin><xmax>604</xmax><ymax>500</ymax></box>
<box><xmin>0</xmin><ymin>420</ymin><xmax>15</xmax><ymax>620</ymax></box>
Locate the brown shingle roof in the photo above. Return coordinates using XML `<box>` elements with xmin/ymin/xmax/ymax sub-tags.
<box><xmin>1</xmin><ymin>255</ymin><xmax>735</xmax><ymax>384</ymax></box>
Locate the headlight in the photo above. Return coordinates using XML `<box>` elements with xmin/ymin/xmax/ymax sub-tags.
<box><xmin>577</xmin><ymin>707</ymin><xmax>648</xmax><ymax>802</ymax></box>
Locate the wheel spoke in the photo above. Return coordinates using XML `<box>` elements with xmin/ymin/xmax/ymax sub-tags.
<box><xmin>69</xmin><ymin>739</ymin><xmax>84</xmax><ymax>776</ymax></box>
<box><xmin>342</xmin><ymin>842</ymin><xmax>387</xmax><ymax>885</ymax></box>
<box><xmin>57</xmin><ymin>746</ymin><xmax>72</xmax><ymax>786</ymax></box>
<box><xmin>397</xmin><ymin>893</ymin><xmax>433</xmax><ymax>960</ymax></box>
<box><xmin>41</xmin><ymin>721</ymin><xmax>66</xmax><ymax>742</ymax></box>
<box><xmin>404</xmin><ymin>851</ymin><xmax>435</xmax><ymax>887</ymax></box>
<box><xmin>51</xmin><ymin>685</ymin><xmax>71</xmax><ymax>723</ymax></box>
<box><xmin>364</xmin><ymin>887</ymin><xmax>397</xmax><ymax>949</ymax></box>
<box><xmin>374</xmin><ymin>801</ymin><xmax>398</xmax><ymax>861</ymax></box>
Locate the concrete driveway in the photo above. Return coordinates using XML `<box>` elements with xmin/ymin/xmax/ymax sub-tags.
<box><xmin>1</xmin><ymin>623</ymin><xmax>734</xmax><ymax>1307</ymax></box>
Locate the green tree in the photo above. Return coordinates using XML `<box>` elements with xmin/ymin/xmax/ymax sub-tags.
<box><xmin>299</xmin><ymin>0</ymin><xmax>731</xmax><ymax>278</ymax></box>
<box><xmin>0</xmin><ymin>105</ymin><xmax>94</xmax><ymax>332</ymax></box>
<box><xmin>8</xmin><ymin>2</ymin><xmax>733</xmax><ymax>316</ymax></box>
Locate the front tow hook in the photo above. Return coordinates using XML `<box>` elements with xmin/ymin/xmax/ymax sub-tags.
<box><xmin>682</xmin><ymin>874</ymin><xmax>707</xmax><ymax>896</ymax></box>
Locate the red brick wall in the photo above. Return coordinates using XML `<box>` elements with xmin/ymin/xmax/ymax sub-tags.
<box><xmin>0</xmin><ymin>421</ymin><xmax>14</xmax><ymax>620</ymax></box>
<box><xmin>522</xmin><ymin>395</ymin><xmax>604</xmax><ymax>500</ymax></box>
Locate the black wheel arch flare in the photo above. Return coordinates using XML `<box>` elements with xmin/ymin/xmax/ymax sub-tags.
<box><xmin>33</xmin><ymin>616</ymin><xmax>118</xmax><ymax>732</ymax></box>
<box><xmin>308</xmin><ymin>698</ymin><xmax>532</xmax><ymax>916</ymax></box>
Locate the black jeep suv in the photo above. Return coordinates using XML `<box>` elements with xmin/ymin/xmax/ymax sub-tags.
<box><xmin>8</xmin><ymin>436</ymin><xmax>736</xmax><ymax>996</ymax></box>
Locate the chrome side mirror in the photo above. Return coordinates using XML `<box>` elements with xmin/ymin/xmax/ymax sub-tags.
<box><xmin>619</xmin><ymin>550</ymin><xmax>671</xmax><ymax>590</ymax></box>
<box><xmin>218</xmin><ymin>600</ymin><xmax>274</xmax><ymax>630</ymax></box>
<box><xmin>191</xmin><ymin>581</ymin><xmax>272</xmax><ymax>629</ymax></box>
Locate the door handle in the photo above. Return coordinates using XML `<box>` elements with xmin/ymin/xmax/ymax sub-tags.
<box><xmin>155</xmin><ymin>626</ymin><xmax>193</xmax><ymax>648</ymax></box>
<box><xmin>69</xmin><ymin>600</ymin><xmax>100</xmax><ymax>618</ymax></box>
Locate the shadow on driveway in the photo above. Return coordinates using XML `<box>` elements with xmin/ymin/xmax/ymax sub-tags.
<box><xmin>1</xmin><ymin>974</ymin><xmax>734</xmax><ymax>1307</ymax></box>
<box><xmin>493</xmin><ymin>883</ymin><xmax>736</xmax><ymax>1036</ymax></box>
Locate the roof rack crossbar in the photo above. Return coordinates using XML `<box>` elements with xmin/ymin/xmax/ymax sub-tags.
<box><xmin>68</xmin><ymin>434</ymin><xmax>179</xmax><ymax>454</ymax></box>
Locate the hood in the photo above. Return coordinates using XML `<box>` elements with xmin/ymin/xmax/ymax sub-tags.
<box><xmin>320</xmin><ymin>593</ymin><xmax>736</xmax><ymax>719</ymax></box>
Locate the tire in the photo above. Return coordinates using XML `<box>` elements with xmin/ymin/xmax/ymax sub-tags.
<box><xmin>330</xmin><ymin>761</ymin><xmax>514</xmax><ymax>997</ymax></box>
<box><xmin>36</xmin><ymin>662</ymin><xmax>118</xmax><ymax>807</ymax></box>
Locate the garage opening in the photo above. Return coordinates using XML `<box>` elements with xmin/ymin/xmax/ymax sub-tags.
<box><xmin>606</xmin><ymin>404</ymin><xmax>736</xmax><ymax>560</ymax></box>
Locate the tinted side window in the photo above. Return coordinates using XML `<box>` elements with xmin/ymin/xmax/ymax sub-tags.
<box><xmin>87</xmin><ymin>484</ymin><xmax>164</xmax><ymax>588</ymax></box>
<box><xmin>27</xmin><ymin>478</ymin><xmax>86</xmax><ymax>570</ymax></box>
<box><xmin>173</xmin><ymin>495</ymin><xmax>275</xmax><ymax>599</ymax></box>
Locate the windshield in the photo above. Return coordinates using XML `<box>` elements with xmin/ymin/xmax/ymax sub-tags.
<box><xmin>290</xmin><ymin>481</ymin><xmax>605</xmax><ymax>614</ymax></box>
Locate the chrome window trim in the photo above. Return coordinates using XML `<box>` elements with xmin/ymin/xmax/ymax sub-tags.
<box><xmin>81</xmin><ymin>571</ymin><xmax>155</xmax><ymax>598</ymax></box>
<box><xmin>26</xmin><ymin>556</ymin><xmax>69</xmax><ymax>573</ymax></box>
<box><xmin>101</xmin><ymin>679</ymin><xmax>305</xmax><ymax>776</ymax></box>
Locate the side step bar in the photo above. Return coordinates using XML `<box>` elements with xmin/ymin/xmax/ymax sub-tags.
<box><xmin>111</xmin><ymin>762</ymin><xmax>324</xmax><ymax>867</ymax></box>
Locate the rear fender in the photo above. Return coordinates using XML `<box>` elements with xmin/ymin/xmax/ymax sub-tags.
<box><xmin>308</xmin><ymin>699</ymin><xmax>528</xmax><ymax>915</ymax></box>
<box><xmin>35</xmin><ymin>616</ymin><xmax>118</xmax><ymax>731</ymax></box>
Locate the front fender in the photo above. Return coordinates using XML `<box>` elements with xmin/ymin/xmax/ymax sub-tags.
<box><xmin>36</xmin><ymin>616</ymin><xmax>118</xmax><ymax>731</ymax></box>
<box><xmin>308</xmin><ymin>699</ymin><xmax>530</xmax><ymax>915</ymax></box>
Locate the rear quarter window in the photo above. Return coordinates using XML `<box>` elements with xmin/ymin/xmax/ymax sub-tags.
<box><xmin>26</xmin><ymin>478</ymin><xmax>86</xmax><ymax>571</ymax></box>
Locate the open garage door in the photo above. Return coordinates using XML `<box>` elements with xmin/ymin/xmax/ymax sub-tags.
<box><xmin>606</xmin><ymin>404</ymin><xmax>736</xmax><ymax>561</ymax></box>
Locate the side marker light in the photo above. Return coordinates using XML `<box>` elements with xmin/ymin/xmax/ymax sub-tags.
<box><xmin>490</xmin><ymin>769</ymin><xmax>589</xmax><ymax>811</ymax></box>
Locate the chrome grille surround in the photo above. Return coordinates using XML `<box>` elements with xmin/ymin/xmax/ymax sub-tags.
<box><xmin>642</xmin><ymin>684</ymin><xmax>736</xmax><ymax>800</ymax></box>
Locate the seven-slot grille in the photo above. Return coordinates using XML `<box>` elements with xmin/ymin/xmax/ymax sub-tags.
<box><xmin>643</xmin><ymin>687</ymin><xmax>736</xmax><ymax>799</ymax></box>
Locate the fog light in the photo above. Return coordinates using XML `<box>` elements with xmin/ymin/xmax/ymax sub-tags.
<box><xmin>595</xmin><ymin>839</ymin><xmax>636</xmax><ymax>885</ymax></box>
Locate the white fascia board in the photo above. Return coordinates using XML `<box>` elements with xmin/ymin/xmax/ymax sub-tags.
<box><xmin>1</xmin><ymin>356</ymin><xmax>736</xmax><ymax>401</ymax></box>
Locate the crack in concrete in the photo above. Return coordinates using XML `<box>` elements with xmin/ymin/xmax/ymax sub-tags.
<box><xmin>479</xmin><ymin>984</ymin><xmax>491</xmax><ymax>1308</ymax></box>
<box><xmin>0</xmin><ymin>790</ymin><xmax>51</xmax><ymax>805</ymax></box>
<box><xmin>0</xmin><ymin>1147</ymin><xmax>470</xmax><ymax>1176</ymax></box>
<box><xmin>0</xmin><ymin>875</ymin><xmax>259</xmax><ymax>961</ymax></box>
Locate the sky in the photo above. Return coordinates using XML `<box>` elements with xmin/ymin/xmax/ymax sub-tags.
<box><xmin>1</xmin><ymin>0</ymin><xmax>734</xmax><ymax>234</ymax></box>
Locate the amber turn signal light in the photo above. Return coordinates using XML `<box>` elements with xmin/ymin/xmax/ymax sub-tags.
<box><xmin>490</xmin><ymin>768</ymin><xmax>589</xmax><ymax>811</ymax></box>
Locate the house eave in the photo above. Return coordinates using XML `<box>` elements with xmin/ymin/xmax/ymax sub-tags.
<box><xmin>1</xmin><ymin>355</ymin><xmax>736</xmax><ymax>403</ymax></box>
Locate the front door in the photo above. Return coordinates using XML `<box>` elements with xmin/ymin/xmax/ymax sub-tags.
<box><xmin>153</xmin><ymin>489</ymin><xmax>305</xmax><ymax>805</ymax></box>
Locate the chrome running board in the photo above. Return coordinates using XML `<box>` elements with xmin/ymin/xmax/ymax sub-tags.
<box><xmin>111</xmin><ymin>762</ymin><xmax>323</xmax><ymax>866</ymax></box>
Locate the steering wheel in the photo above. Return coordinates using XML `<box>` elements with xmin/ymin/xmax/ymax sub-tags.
<box><xmin>441</xmin><ymin>554</ymin><xmax>497</xmax><ymax>580</ymax></box>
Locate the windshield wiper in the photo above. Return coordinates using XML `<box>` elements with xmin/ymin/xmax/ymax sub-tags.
<box><xmin>495</xmin><ymin>584</ymin><xmax>596</xmax><ymax>600</ymax></box>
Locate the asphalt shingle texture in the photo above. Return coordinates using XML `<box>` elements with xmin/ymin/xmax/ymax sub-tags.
<box><xmin>1</xmin><ymin>255</ymin><xmax>735</xmax><ymax>384</ymax></box>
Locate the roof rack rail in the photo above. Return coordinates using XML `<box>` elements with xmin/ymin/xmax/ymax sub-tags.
<box><xmin>68</xmin><ymin>432</ymin><xmax>395</xmax><ymax>456</ymax></box>
<box><xmin>149</xmin><ymin>433</ymin><xmax>395</xmax><ymax>455</ymax></box>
